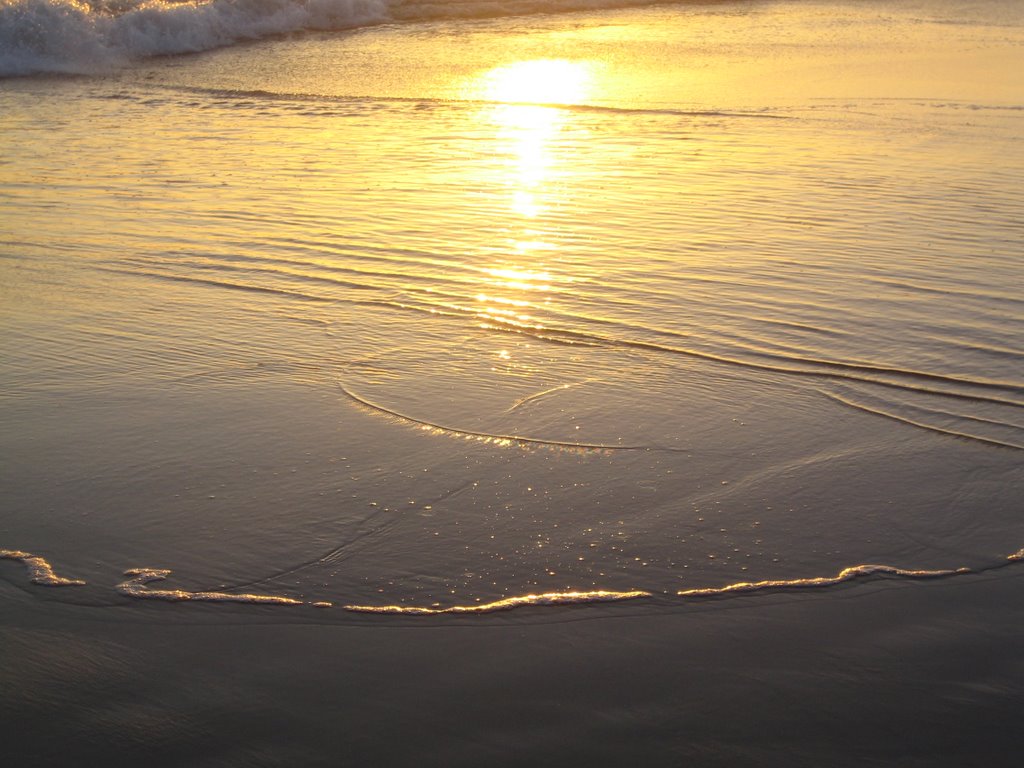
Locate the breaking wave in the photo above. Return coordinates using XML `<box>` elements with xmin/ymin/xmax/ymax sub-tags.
<box><xmin>0</xmin><ymin>0</ymin><xmax>681</xmax><ymax>77</ymax></box>
<box><xmin>0</xmin><ymin>0</ymin><xmax>391</xmax><ymax>77</ymax></box>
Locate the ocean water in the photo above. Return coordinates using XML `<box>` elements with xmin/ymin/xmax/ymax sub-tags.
<box><xmin>2</xmin><ymin>0</ymin><xmax>1023</xmax><ymax>764</ymax></box>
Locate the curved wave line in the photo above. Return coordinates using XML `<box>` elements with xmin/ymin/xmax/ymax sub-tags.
<box><xmin>505</xmin><ymin>382</ymin><xmax>583</xmax><ymax>413</ymax></box>
<box><xmin>7</xmin><ymin>547</ymin><xmax>1024</xmax><ymax>614</ymax></box>
<box><xmin>677</xmin><ymin>563</ymin><xmax>968</xmax><ymax>597</ymax></box>
<box><xmin>469</xmin><ymin>317</ymin><xmax>1024</xmax><ymax>406</ymax></box>
<box><xmin>95</xmin><ymin>267</ymin><xmax>339</xmax><ymax>302</ymax></box>
<box><xmin>344</xmin><ymin>589</ymin><xmax>652</xmax><ymax>614</ymax></box>
<box><xmin>829</xmin><ymin>386</ymin><xmax>1024</xmax><ymax>431</ymax></box>
<box><xmin>338</xmin><ymin>382</ymin><xmax>678</xmax><ymax>453</ymax></box>
<box><xmin>911</xmin><ymin>406</ymin><xmax>1024</xmax><ymax>432</ymax></box>
<box><xmin>116</xmin><ymin>568</ymin><xmax>311</xmax><ymax>605</ymax></box>
<box><xmin>823</xmin><ymin>391</ymin><xmax>1024</xmax><ymax>451</ymax></box>
<box><xmin>162</xmin><ymin>85</ymin><xmax>791</xmax><ymax>120</ymax></box>
<box><xmin>0</xmin><ymin>549</ymin><xmax>86</xmax><ymax>586</ymax></box>
<box><xmin>102</xmin><ymin>263</ymin><xmax>1022</xmax><ymax>407</ymax></box>
<box><xmin>349</xmin><ymin>548</ymin><xmax>1024</xmax><ymax>616</ymax></box>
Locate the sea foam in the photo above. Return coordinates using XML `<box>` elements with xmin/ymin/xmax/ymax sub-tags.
<box><xmin>0</xmin><ymin>0</ymin><xmax>391</xmax><ymax>76</ymax></box>
<box><xmin>0</xmin><ymin>0</ymin><xmax>682</xmax><ymax>76</ymax></box>
<box><xmin>0</xmin><ymin>549</ymin><xmax>86</xmax><ymax>586</ymax></box>
<box><xmin>116</xmin><ymin>567</ymin><xmax>308</xmax><ymax>604</ymax></box>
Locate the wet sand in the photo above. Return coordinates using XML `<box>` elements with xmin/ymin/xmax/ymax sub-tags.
<box><xmin>2</xmin><ymin>1</ymin><xmax>1023</xmax><ymax>764</ymax></box>
<box><xmin>3</xmin><ymin>568</ymin><xmax>1022</xmax><ymax>766</ymax></box>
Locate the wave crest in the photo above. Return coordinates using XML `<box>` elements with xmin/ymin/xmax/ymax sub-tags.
<box><xmin>0</xmin><ymin>0</ymin><xmax>390</xmax><ymax>76</ymax></box>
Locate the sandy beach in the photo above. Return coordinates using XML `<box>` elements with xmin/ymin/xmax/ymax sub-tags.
<box><xmin>2</xmin><ymin>0</ymin><xmax>1023</xmax><ymax>764</ymax></box>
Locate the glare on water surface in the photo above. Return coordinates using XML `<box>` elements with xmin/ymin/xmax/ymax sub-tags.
<box><xmin>464</xmin><ymin>59</ymin><xmax>598</xmax><ymax>345</ymax></box>
<box><xmin>1</xmin><ymin>3</ymin><xmax>1022</xmax><ymax>615</ymax></box>
<box><xmin>477</xmin><ymin>58</ymin><xmax>594</xmax><ymax>105</ymax></box>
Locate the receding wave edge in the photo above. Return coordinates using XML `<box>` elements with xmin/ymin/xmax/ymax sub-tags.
<box><xmin>4</xmin><ymin>546</ymin><xmax>1023</xmax><ymax>615</ymax></box>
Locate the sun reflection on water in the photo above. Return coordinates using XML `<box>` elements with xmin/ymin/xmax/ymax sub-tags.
<box><xmin>481</xmin><ymin>59</ymin><xmax>593</xmax><ymax>219</ymax></box>
<box><xmin>480</xmin><ymin>59</ymin><xmax>593</xmax><ymax>106</ymax></box>
<box><xmin>467</xmin><ymin>60</ymin><xmax>595</xmax><ymax>344</ymax></box>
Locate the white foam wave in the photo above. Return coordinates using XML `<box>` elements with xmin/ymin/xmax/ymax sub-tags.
<box><xmin>344</xmin><ymin>589</ymin><xmax>652</xmax><ymax>614</ymax></box>
<box><xmin>0</xmin><ymin>549</ymin><xmax>87</xmax><ymax>586</ymax></box>
<box><xmin>116</xmin><ymin>567</ymin><xmax>306</xmax><ymax>604</ymax></box>
<box><xmin>6</xmin><ymin>546</ymin><xmax>1023</xmax><ymax>613</ymax></box>
<box><xmin>0</xmin><ymin>0</ymin><xmax>390</xmax><ymax>77</ymax></box>
<box><xmin>677</xmin><ymin>564</ymin><xmax>969</xmax><ymax>597</ymax></box>
<box><xmin>0</xmin><ymin>0</ymin><xmax>694</xmax><ymax>76</ymax></box>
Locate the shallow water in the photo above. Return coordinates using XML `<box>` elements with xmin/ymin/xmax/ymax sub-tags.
<box><xmin>2</xmin><ymin>0</ymin><xmax>1023</xmax><ymax>763</ymax></box>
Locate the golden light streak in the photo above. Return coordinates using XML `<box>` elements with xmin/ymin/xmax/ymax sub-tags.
<box><xmin>464</xmin><ymin>60</ymin><xmax>596</xmax><ymax>349</ymax></box>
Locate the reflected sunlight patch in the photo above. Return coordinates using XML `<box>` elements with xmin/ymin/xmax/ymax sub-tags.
<box><xmin>468</xmin><ymin>59</ymin><xmax>597</xmax><ymax>220</ymax></box>
<box><xmin>485</xmin><ymin>267</ymin><xmax>557</xmax><ymax>288</ymax></box>
<box><xmin>480</xmin><ymin>59</ymin><xmax>594</xmax><ymax>105</ymax></box>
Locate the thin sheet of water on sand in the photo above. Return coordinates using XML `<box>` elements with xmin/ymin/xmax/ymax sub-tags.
<box><xmin>1</xmin><ymin>1</ymin><xmax>1022</xmax><ymax>765</ymax></box>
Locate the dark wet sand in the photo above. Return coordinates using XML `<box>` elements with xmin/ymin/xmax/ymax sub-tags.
<box><xmin>3</xmin><ymin>568</ymin><xmax>1021</xmax><ymax>767</ymax></box>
